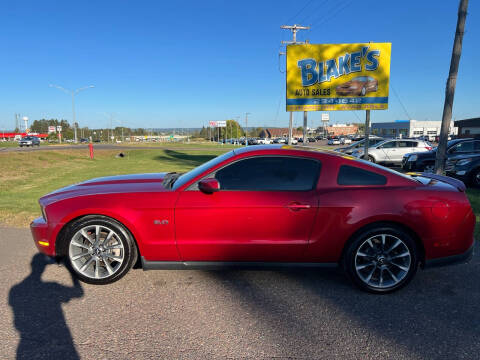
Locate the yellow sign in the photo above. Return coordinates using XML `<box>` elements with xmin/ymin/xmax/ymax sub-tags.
<box><xmin>286</xmin><ymin>43</ymin><xmax>391</xmax><ymax>111</ymax></box>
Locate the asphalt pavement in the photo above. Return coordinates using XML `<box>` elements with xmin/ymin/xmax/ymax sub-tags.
<box><xmin>1</xmin><ymin>227</ymin><xmax>479</xmax><ymax>359</ymax></box>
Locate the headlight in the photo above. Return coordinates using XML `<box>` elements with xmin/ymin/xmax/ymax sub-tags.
<box><xmin>456</xmin><ymin>158</ymin><xmax>472</xmax><ymax>166</ymax></box>
<box><xmin>408</xmin><ymin>155</ymin><xmax>418</xmax><ymax>162</ymax></box>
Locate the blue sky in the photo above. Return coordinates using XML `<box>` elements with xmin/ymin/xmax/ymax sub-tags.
<box><xmin>0</xmin><ymin>0</ymin><xmax>478</xmax><ymax>130</ymax></box>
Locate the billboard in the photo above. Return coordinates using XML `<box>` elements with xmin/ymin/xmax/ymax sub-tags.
<box><xmin>286</xmin><ymin>43</ymin><xmax>391</xmax><ymax>111</ymax></box>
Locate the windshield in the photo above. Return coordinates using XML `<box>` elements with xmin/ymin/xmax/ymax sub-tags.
<box><xmin>172</xmin><ymin>150</ymin><xmax>235</xmax><ymax>190</ymax></box>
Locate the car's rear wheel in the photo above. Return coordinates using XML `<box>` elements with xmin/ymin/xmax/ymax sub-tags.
<box><xmin>343</xmin><ymin>225</ymin><xmax>418</xmax><ymax>293</ymax></box>
<box><xmin>61</xmin><ymin>216</ymin><xmax>137</xmax><ymax>285</ymax></box>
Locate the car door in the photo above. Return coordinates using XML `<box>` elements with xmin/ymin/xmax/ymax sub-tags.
<box><xmin>396</xmin><ymin>141</ymin><xmax>415</xmax><ymax>161</ymax></box>
<box><xmin>174</xmin><ymin>156</ymin><xmax>321</xmax><ymax>262</ymax></box>
<box><xmin>377</xmin><ymin>141</ymin><xmax>397</xmax><ymax>161</ymax></box>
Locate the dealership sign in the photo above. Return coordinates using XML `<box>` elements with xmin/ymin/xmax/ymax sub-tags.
<box><xmin>209</xmin><ymin>121</ymin><xmax>227</xmax><ymax>127</ymax></box>
<box><xmin>48</xmin><ymin>126</ymin><xmax>56</xmax><ymax>133</ymax></box>
<box><xmin>286</xmin><ymin>43</ymin><xmax>391</xmax><ymax>111</ymax></box>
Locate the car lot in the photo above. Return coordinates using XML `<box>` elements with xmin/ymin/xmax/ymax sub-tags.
<box><xmin>1</xmin><ymin>227</ymin><xmax>479</xmax><ymax>359</ymax></box>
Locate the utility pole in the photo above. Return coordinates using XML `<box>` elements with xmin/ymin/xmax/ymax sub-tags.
<box><xmin>435</xmin><ymin>0</ymin><xmax>469</xmax><ymax>174</ymax></box>
<box><xmin>280</xmin><ymin>24</ymin><xmax>310</xmax><ymax>145</ymax></box>
<box><xmin>245</xmin><ymin>112</ymin><xmax>250</xmax><ymax>147</ymax></box>
<box><xmin>49</xmin><ymin>84</ymin><xmax>94</xmax><ymax>143</ymax></box>
<box><xmin>303</xmin><ymin>111</ymin><xmax>307</xmax><ymax>145</ymax></box>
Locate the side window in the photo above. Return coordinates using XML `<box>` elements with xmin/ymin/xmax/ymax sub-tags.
<box><xmin>214</xmin><ymin>156</ymin><xmax>321</xmax><ymax>191</ymax></box>
<box><xmin>407</xmin><ymin>141</ymin><xmax>418</xmax><ymax>147</ymax></box>
<box><xmin>337</xmin><ymin>165</ymin><xmax>387</xmax><ymax>186</ymax></box>
<box><xmin>397</xmin><ymin>141</ymin><xmax>409</xmax><ymax>148</ymax></box>
<box><xmin>379</xmin><ymin>141</ymin><xmax>396</xmax><ymax>149</ymax></box>
<box><xmin>453</xmin><ymin>141</ymin><xmax>474</xmax><ymax>153</ymax></box>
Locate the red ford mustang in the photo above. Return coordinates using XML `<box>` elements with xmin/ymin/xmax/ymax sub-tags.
<box><xmin>31</xmin><ymin>145</ymin><xmax>475</xmax><ymax>293</ymax></box>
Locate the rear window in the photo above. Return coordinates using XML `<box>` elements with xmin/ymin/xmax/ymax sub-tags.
<box><xmin>337</xmin><ymin>165</ymin><xmax>387</xmax><ymax>186</ymax></box>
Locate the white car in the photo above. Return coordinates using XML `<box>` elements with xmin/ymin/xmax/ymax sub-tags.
<box><xmin>291</xmin><ymin>138</ymin><xmax>298</xmax><ymax>145</ymax></box>
<box><xmin>257</xmin><ymin>138</ymin><xmax>272</xmax><ymax>144</ymax></box>
<box><xmin>351</xmin><ymin>139</ymin><xmax>432</xmax><ymax>164</ymax></box>
<box><xmin>328</xmin><ymin>138</ymin><xmax>341</xmax><ymax>145</ymax></box>
<box><xmin>340</xmin><ymin>137</ymin><xmax>352</xmax><ymax>144</ymax></box>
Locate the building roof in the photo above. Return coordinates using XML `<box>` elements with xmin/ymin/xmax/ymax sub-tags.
<box><xmin>262</xmin><ymin>128</ymin><xmax>303</xmax><ymax>138</ymax></box>
<box><xmin>0</xmin><ymin>132</ymin><xmax>48</xmax><ymax>138</ymax></box>
<box><xmin>454</xmin><ymin>117</ymin><xmax>480</xmax><ymax>127</ymax></box>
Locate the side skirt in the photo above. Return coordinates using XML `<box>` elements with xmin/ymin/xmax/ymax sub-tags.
<box><xmin>141</xmin><ymin>257</ymin><xmax>338</xmax><ymax>271</ymax></box>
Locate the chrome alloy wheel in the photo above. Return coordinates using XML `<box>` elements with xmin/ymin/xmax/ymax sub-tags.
<box><xmin>68</xmin><ymin>225</ymin><xmax>125</xmax><ymax>279</ymax></box>
<box><xmin>354</xmin><ymin>234</ymin><xmax>411</xmax><ymax>289</ymax></box>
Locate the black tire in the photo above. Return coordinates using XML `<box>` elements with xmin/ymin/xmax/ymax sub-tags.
<box><xmin>58</xmin><ymin>215</ymin><xmax>137</xmax><ymax>285</ymax></box>
<box><xmin>342</xmin><ymin>225</ymin><xmax>419</xmax><ymax>294</ymax></box>
<box><xmin>366</xmin><ymin>155</ymin><xmax>375</xmax><ymax>163</ymax></box>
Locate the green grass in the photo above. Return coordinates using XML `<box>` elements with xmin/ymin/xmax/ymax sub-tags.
<box><xmin>466</xmin><ymin>188</ymin><xmax>480</xmax><ymax>239</ymax></box>
<box><xmin>0</xmin><ymin>147</ymin><xmax>230</xmax><ymax>227</ymax></box>
<box><xmin>2</xmin><ymin>145</ymin><xmax>480</xmax><ymax>237</ymax></box>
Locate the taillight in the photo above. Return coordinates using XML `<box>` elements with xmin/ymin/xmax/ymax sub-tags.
<box><xmin>426</xmin><ymin>146</ymin><xmax>432</xmax><ymax>150</ymax></box>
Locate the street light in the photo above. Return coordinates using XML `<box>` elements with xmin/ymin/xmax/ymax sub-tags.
<box><xmin>49</xmin><ymin>84</ymin><xmax>95</xmax><ymax>143</ymax></box>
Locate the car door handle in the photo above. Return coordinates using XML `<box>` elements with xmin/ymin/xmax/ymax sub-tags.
<box><xmin>286</xmin><ymin>202</ymin><xmax>311</xmax><ymax>211</ymax></box>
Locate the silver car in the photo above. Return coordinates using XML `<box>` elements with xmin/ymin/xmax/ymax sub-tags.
<box><xmin>351</xmin><ymin>139</ymin><xmax>432</xmax><ymax>164</ymax></box>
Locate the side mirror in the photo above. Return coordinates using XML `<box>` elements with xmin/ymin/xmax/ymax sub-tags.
<box><xmin>198</xmin><ymin>178</ymin><xmax>220</xmax><ymax>194</ymax></box>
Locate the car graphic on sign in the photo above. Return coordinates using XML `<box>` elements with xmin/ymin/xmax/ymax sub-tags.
<box><xmin>336</xmin><ymin>76</ymin><xmax>378</xmax><ymax>96</ymax></box>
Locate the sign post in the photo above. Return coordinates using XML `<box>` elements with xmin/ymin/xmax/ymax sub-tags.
<box><xmin>56</xmin><ymin>126</ymin><xmax>62</xmax><ymax>144</ymax></box>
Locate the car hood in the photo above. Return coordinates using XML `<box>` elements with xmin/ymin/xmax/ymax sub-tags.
<box><xmin>40</xmin><ymin>173</ymin><xmax>170</xmax><ymax>205</ymax></box>
<box><xmin>405</xmin><ymin>150</ymin><xmax>436</xmax><ymax>158</ymax></box>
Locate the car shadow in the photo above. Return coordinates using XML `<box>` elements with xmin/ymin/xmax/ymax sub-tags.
<box><xmin>8</xmin><ymin>254</ymin><xmax>84</xmax><ymax>360</ymax></box>
<box><xmin>153</xmin><ymin>149</ymin><xmax>218</xmax><ymax>168</ymax></box>
<box><xmin>204</xmin><ymin>243</ymin><xmax>480</xmax><ymax>358</ymax></box>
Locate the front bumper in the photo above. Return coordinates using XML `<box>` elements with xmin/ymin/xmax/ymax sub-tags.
<box><xmin>423</xmin><ymin>242</ymin><xmax>475</xmax><ymax>269</ymax></box>
<box><xmin>30</xmin><ymin>216</ymin><xmax>56</xmax><ymax>256</ymax></box>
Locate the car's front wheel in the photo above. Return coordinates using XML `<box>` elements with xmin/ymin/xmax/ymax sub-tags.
<box><xmin>61</xmin><ymin>216</ymin><xmax>137</xmax><ymax>285</ymax></box>
<box><xmin>343</xmin><ymin>225</ymin><xmax>419</xmax><ymax>293</ymax></box>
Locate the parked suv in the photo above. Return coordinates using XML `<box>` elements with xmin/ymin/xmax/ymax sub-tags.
<box><xmin>402</xmin><ymin>138</ymin><xmax>478</xmax><ymax>173</ymax></box>
<box><xmin>335</xmin><ymin>136</ymin><xmax>384</xmax><ymax>155</ymax></box>
<box><xmin>19</xmin><ymin>136</ymin><xmax>40</xmax><ymax>147</ymax></box>
<box><xmin>352</xmin><ymin>139</ymin><xmax>432</xmax><ymax>165</ymax></box>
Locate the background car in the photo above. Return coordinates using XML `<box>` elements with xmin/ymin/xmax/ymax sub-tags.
<box><xmin>340</xmin><ymin>137</ymin><xmax>352</xmax><ymax>145</ymax></box>
<box><xmin>328</xmin><ymin>137</ymin><xmax>341</xmax><ymax>145</ymax></box>
<box><xmin>403</xmin><ymin>138</ymin><xmax>479</xmax><ymax>173</ymax></box>
<box><xmin>257</xmin><ymin>138</ymin><xmax>272</xmax><ymax>144</ymax></box>
<box><xmin>19</xmin><ymin>136</ymin><xmax>40</xmax><ymax>147</ymax></box>
<box><xmin>352</xmin><ymin>139</ymin><xmax>432</xmax><ymax>164</ymax></box>
<box><xmin>336</xmin><ymin>76</ymin><xmax>378</xmax><ymax>96</ymax></box>
<box><xmin>335</xmin><ymin>136</ymin><xmax>384</xmax><ymax>154</ymax></box>
<box><xmin>446</xmin><ymin>153</ymin><xmax>480</xmax><ymax>186</ymax></box>
<box><xmin>31</xmin><ymin>145</ymin><xmax>475</xmax><ymax>294</ymax></box>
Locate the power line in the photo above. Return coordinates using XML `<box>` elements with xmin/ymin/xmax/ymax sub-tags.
<box><xmin>309</xmin><ymin>0</ymin><xmax>355</xmax><ymax>33</ymax></box>
<box><xmin>390</xmin><ymin>83</ymin><xmax>412</xmax><ymax>120</ymax></box>
<box><xmin>285</xmin><ymin>0</ymin><xmax>315</xmax><ymax>25</ymax></box>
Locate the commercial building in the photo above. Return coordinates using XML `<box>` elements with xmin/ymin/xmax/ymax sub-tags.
<box><xmin>325</xmin><ymin>124</ymin><xmax>358</xmax><ymax>136</ymax></box>
<box><xmin>0</xmin><ymin>132</ymin><xmax>48</xmax><ymax>141</ymax></box>
<box><xmin>258</xmin><ymin>128</ymin><xmax>303</xmax><ymax>138</ymax></box>
<box><xmin>371</xmin><ymin>120</ymin><xmax>457</xmax><ymax>138</ymax></box>
<box><xmin>454</xmin><ymin>117</ymin><xmax>480</xmax><ymax>137</ymax></box>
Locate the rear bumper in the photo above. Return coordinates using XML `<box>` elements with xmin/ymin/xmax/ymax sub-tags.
<box><xmin>423</xmin><ymin>242</ymin><xmax>474</xmax><ymax>269</ymax></box>
<box><xmin>30</xmin><ymin>217</ymin><xmax>56</xmax><ymax>256</ymax></box>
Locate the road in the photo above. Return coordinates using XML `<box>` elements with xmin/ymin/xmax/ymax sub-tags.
<box><xmin>1</xmin><ymin>227</ymin><xmax>479</xmax><ymax>359</ymax></box>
